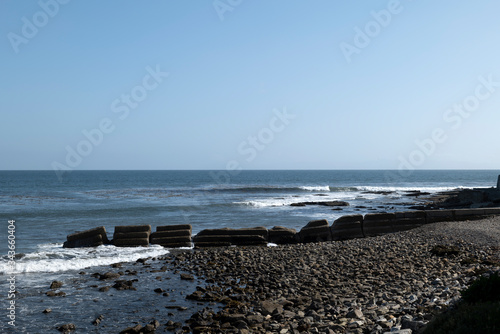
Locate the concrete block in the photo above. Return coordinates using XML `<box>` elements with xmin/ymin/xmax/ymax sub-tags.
<box><xmin>425</xmin><ymin>210</ymin><xmax>454</xmax><ymax>223</ymax></box>
<box><xmin>453</xmin><ymin>208</ymin><xmax>486</xmax><ymax>221</ymax></box>
<box><xmin>392</xmin><ymin>218</ymin><xmax>425</xmax><ymax>232</ymax></box>
<box><xmin>484</xmin><ymin>207</ymin><xmax>500</xmax><ymax>215</ymax></box>
<box><xmin>331</xmin><ymin>215</ymin><xmax>364</xmax><ymax>240</ymax></box>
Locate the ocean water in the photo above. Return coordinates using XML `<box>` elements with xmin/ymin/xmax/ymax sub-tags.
<box><xmin>1</xmin><ymin>170</ymin><xmax>499</xmax><ymax>331</ymax></box>
<box><xmin>1</xmin><ymin>170</ymin><xmax>499</xmax><ymax>275</ymax></box>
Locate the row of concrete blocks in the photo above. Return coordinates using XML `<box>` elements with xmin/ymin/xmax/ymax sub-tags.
<box><xmin>304</xmin><ymin>207</ymin><xmax>500</xmax><ymax>243</ymax></box>
<box><xmin>63</xmin><ymin>207</ymin><xmax>500</xmax><ymax>248</ymax></box>
<box><xmin>63</xmin><ymin>224</ymin><xmax>192</xmax><ymax>248</ymax></box>
<box><xmin>193</xmin><ymin>207</ymin><xmax>500</xmax><ymax>247</ymax></box>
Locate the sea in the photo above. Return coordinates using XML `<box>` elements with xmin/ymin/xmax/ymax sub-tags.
<box><xmin>0</xmin><ymin>169</ymin><xmax>498</xmax><ymax>332</ymax></box>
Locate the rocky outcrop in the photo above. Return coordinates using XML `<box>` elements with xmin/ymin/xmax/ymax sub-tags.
<box><xmin>298</xmin><ymin>219</ymin><xmax>332</xmax><ymax>243</ymax></box>
<box><xmin>150</xmin><ymin>224</ymin><xmax>192</xmax><ymax>248</ymax></box>
<box><xmin>113</xmin><ymin>225</ymin><xmax>151</xmax><ymax>247</ymax></box>
<box><xmin>193</xmin><ymin>227</ymin><xmax>268</xmax><ymax>248</ymax></box>
<box><xmin>430</xmin><ymin>187</ymin><xmax>500</xmax><ymax>209</ymax></box>
<box><xmin>63</xmin><ymin>226</ymin><xmax>109</xmax><ymax>248</ymax></box>
<box><xmin>56</xmin><ymin>323</ymin><xmax>76</xmax><ymax>332</ymax></box>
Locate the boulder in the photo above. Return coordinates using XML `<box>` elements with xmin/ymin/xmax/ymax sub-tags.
<box><xmin>50</xmin><ymin>281</ymin><xmax>63</xmax><ymax>289</ymax></box>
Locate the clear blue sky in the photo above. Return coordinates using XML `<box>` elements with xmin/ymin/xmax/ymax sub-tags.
<box><xmin>1</xmin><ymin>0</ymin><xmax>499</xmax><ymax>170</ymax></box>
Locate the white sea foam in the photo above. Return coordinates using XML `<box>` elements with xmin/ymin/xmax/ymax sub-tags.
<box><xmin>236</xmin><ymin>198</ymin><xmax>295</xmax><ymax>208</ymax></box>
<box><xmin>299</xmin><ymin>186</ymin><xmax>331</xmax><ymax>192</ymax></box>
<box><xmin>0</xmin><ymin>244</ymin><xmax>169</xmax><ymax>274</ymax></box>
<box><xmin>235</xmin><ymin>191</ymin><xmax>357</xmax><ymax>208</ymax></box>
<box><xmin>356</xmin><ymin>186</ymin><xmax>465</xmax><ymax>193</ymax></box>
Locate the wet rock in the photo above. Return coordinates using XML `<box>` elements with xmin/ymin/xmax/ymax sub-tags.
<box><xmin>42</xmin><ymin>308</ymin><xmax>52</xmax><ymax>314</ymax></box>
<box><xmin>384</xmin><ymin>330</ymin><xmax>412</xmax><ymax>334</ymax></box>
<box><xmin>119</xmin><ymin>324</ymin><xmax>142</xmax><ymax>334</ymax></box>
<box><xmin>347</xmin><ymin>309</ymin><xmax>364</xmax><ymax>319</ymax></box>
<box><xmin>112</xmin><ymin>280</ymin><xmax>136</xmax><ymax>291</ymax></box>
<box><xmin>165</xmin><ymin>305</ymin><xmax>188</xmax><ymax>311</ymax></box>
<box><xmin>149</xmin><ymin>320</ymin><xmax>160</xmax><ymax>329</ymax></box>
<box><xmin>50</xmin><ymin>281</ymin><xmax>63</xmax><ymax>289</ymax></box>
<box><xmin>56</xmin><ymin>323</ymin><xmax>76</xmax><ymax>332</ymax></box>
<box><xmin>46</xmin><ymin>291</ymin><xmax>66</xmax><ymax>297</ymax></box>
<box><xmin>165</xmin><ymin>320</ymin><xmax>182</xmax><ymax>330</ymax></box>
<box><xmin>180</xmin><ymin>273</ymin><xmax>194</xmax><ymax>280</ymax></box>
<box><xmin>93</xmin><ymin>315</ymin><xmax>104</xmax><ymax>326</ymax></box>
<box><xmin>430</xmin><ymin>245</ymin><xmax>460</xmax><ymax>256</ymax></box>
<box><xmin>402</xmin><ymin>318</ymin><xmax>426</xmax><ymax>331</ymax></box>
<box><xmin>261</xmin><ymin>300</ymin><xmax>284</xmax><ymax>315</ymax></box>
<box><xmin>99</xmin><ymin>272</ymin><xmax>121</xmax><ymax>280</ymax></box>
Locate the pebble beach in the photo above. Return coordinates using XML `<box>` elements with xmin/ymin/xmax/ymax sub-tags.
<box><xmin>30</xmin><ymin>216</ymin><xmax>500</xmax><ymax>333</ymax></box>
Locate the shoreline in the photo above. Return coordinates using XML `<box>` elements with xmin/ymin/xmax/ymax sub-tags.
<box><xmin>28</xmin><ymin>216</ymin><xmax>500</xmax><ymax>333</ymax></box>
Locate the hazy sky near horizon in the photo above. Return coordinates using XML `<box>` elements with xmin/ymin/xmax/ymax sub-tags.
<box><xmin>1</xmin><ymin>1</ymin><xmax>500</xmax><ymax>170</ymax></box>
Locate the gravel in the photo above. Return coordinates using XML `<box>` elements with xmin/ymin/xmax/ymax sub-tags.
<box><xmin>170</xmin><ymin>216</ymin><xmax>500</xmax><ymax>333</ymax></box>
